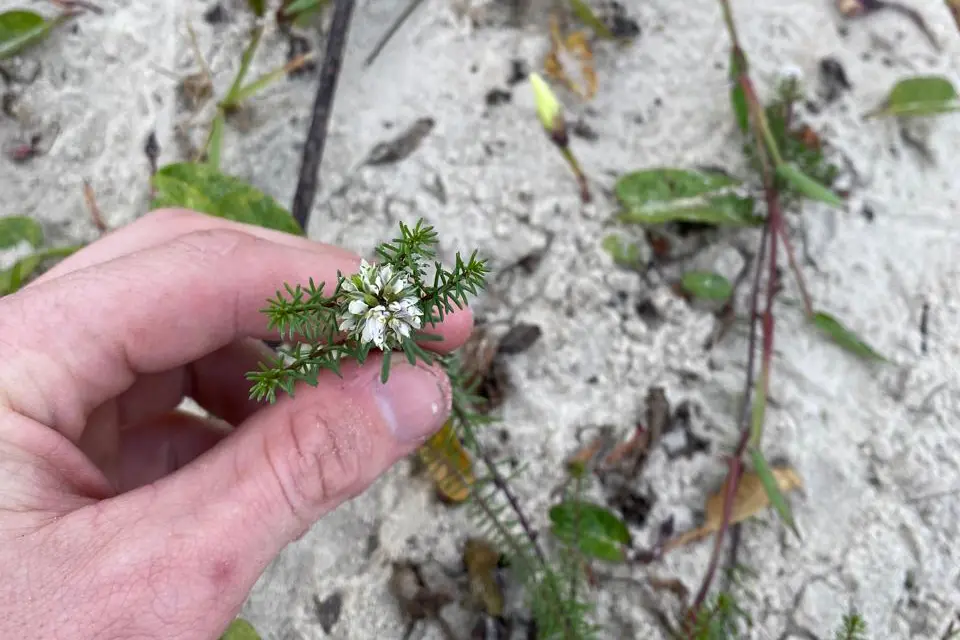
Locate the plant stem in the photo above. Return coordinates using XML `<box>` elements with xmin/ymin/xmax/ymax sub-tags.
<box><xmin>452</xmin><ymin>403</ymin><xmax>581</xmax><ymax>638</ymax></box>
<box><xmin>291</xmin><ymin>0</ymin><xmax>356</xmax><ymax>230</ymax></box>
<box><xmin>687</xmin><ymin>0</ymin><xmax>793</xmax><ymax>627</ymax></box>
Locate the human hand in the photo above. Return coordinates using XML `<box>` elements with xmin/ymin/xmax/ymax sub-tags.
<box><xmin>0</xmin><ymin>209</ymin><xmax>473</xmax><ymax>639</ymax></box>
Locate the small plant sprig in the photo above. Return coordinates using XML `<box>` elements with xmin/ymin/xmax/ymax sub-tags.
<box><xmin>247</xmin><ymin>220</ymin><xmax>597</xmax><ymax>638</ymax></box>
<box><xmin>247</xmin><ymin>219</ymin><xmax>487</xmax><ymax>402</ymax></box>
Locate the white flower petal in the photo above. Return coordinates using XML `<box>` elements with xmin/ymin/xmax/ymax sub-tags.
<box><xmin>347</xmin><ymin>299</ymin><xmax>368</xmax><ymax>315</ymax></box>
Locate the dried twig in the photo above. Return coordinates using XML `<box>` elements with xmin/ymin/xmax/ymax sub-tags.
<box><xmin>290</xmin><ymin>0</ymin><xmax>356</xmax><ymax>231</ymax></box>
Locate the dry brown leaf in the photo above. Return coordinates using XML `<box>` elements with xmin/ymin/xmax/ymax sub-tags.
<box><xmin>665</xmin><ymin>465</ymin><xmax>803</xmax><ymax>551</ymax></box>
<box><xmin>543</xmin><ymin>14</ymin><xmax>598</xmax><ymax>100</ymax></box>
<box><xmin>947</xmin><ymin>0</ymin><xmax>960</xmax><ymax>31</ymax></box>
<box><xmin>416</xmin><ymin>420</ymin><xmax>474</xmax><ymax>503</ymax></box>
<box><xmin>463</xmin><ymin>538</ymin><xmax>505</xmax><ymax>617</ymax></box>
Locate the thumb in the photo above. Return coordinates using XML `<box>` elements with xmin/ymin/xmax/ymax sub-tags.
<box><xmin>108</xmin><ymin>356</ymin><xmax>450</xmax><ymax>618</ymax></box>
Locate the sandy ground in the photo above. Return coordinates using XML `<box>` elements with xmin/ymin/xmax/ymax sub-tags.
<box><xmin>3</xmin><ymin>0</ymin><xmax>960</xmax><ymax>638</ymax></box>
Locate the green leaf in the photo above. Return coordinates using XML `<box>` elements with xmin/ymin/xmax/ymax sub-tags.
<box><xmin>615</xmin><ymin>169</ymin><xmax>762</xmax><ymax>226</ymax></box>
<box><xmin>616</xmin><ymin>168</ymin><xmax>740</xmax><ymax>207</ymax></box>
<box><xmin>549</xmin><ymin>500</ymin><xmax>631</xmax><ymax>563</ymax></box>
<box><xmin>151</xmin><ymin>163</ymin><xmax>304</xmax><ymax>235</ymax></box>
<box><xmin>618</xmin><ymin>193</ymin><xmax>762</xmax><ymax>226</ymax></box>
<box><xmin>568</xmin><ymin>0</ymin><xmax>616</xmax><ymax>40</ymax></box>
<box><xmin>0</xmin><ymin>215</ymin><xmax>43</xmax><ymax>249</ymax></box>
<box><xmin>219</xmin><ymin>618</ymin><xmax>262</xmax><ymax>640</ymax></box>
<box><xmin>749</xmin><ymin>365</ymin><xmax>769</xmax><ymax>449</ymax></box>
<box><xmin>283</xmin><ymin>0</ymin><xmax>321</xmax><ymax>16</ymax></box>
<box><xmin>680</xmin><ymin>271</ymin><xmax>732</xmax><ymax>301</ymax></box>
<box><xmin>247</xmin><ymin>0</ymin><xmax>266</xmax><ymax>17</ymax></box>
<box><xmin>866</xmin><ymin>75</ymin><xmax>960</xmax><ymax>118</ymax></box>
<box><xmin>0</xmin><ymin>10</ymin><xmax>66</xmax><ymax>60</ymax></box>
<box><xmin>729</xmin><ymin>50</ymin><xmax>749</xmax><ymax>134</ymax></box>
<box><xmin>775</xmin><ymin>163</ymin><xmax>844</xmax><ymax>208</ymax></box>
<box><xmin>0</xmin><ymin>245</ymin><xmax>81</xmax><ymax>295</ymax></box>
<box><xmin>812</xmin><ymin>311</ymin><xmax>887</xmax><ymax>362</ymax></box>
<box><xmin>601</xmin><ymin>234</ymin><xmax>644</xmax><ymax>269</ymax></box>
<box><xmin>748</xmin><ymin>448</ymin><xmax>800</xmax><ymax>539</ymax></box>
<box><xmin>222</xmin><ymin>27</ymin><xmax>263</xmax><ymax>107</ymax></box>
<box><xmin>206</xmin><ymin>114</ymin><xmax>225</xmax><ymax>170</ymax></box>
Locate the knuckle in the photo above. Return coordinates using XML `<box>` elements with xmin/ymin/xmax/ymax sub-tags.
<box><xmin>176</xmin><ymin>227</ymin><xmax>256</xmax><ymax>257</ymax></box>
<box><xmin>139</xmin><ymin>207</ymin><xmax>206</xmax><ymax>229</ymax></box>
<box><xmin>267</xmin><ymin>406</ymin><xmax>367</xmax><ymax>525</ymax></box>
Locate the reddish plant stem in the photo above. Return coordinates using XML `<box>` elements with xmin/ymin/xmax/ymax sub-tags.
<box><xmin>686</xmin><ymin>0</ymin><xmax>789</xmax><ymax>629</ymax></box>
<box><xmin>737</xmin><ymin>74</ymin><xmax>814</xmax><ymax>319</ymax></box>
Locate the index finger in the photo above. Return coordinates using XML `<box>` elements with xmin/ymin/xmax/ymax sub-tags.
<box><xmin>0</xmin><ymin>227</ymin><xmax>473</xmax><ymax>443</ymax></box>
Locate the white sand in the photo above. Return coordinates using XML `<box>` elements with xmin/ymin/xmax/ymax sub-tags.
<box><xmin>3</xmin><ymin>0</ymin><xmax>960</xmax><ymax>637</ymax></box>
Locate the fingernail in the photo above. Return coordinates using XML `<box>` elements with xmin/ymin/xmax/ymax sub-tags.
<box><xmin>373</xmin><ymin>362</ymin><xmax>450</xmax><ymax>443</ymax></box>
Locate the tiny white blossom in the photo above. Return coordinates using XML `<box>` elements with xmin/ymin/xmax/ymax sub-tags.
<box><xmin>338</xmin><ymin>260</ymin><xmax>423</xmax><ymax>350</ymax></box>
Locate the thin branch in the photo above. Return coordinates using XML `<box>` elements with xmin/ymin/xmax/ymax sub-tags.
<box><xmin>290</xmin><ymin>0</ymin><xmax>357</xmax><ymax>231</ymax></box>
<box><xmin>364</xmin><ymin>0</ymin><xmax>427</xmax><ymax>67</ymax></box>
<box><xmin>687</xmin><ymin>0</ymin><xmax>791</xmax><ymax>625</ymax></box>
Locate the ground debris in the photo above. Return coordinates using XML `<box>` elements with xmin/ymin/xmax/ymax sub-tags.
<box><xmin>388</xmin><ymin>561</ymin><xmax>457</xmax><ymax>640</ymax></box>
<box><xmin>364</xmin><ymin>117</ymin><xmax>435</xmax><ymax>166</ymax></box>
<box><xmin>664</xmin><ymin>465</ymin><xmax>803</xmax><ymax>552</ymax></box>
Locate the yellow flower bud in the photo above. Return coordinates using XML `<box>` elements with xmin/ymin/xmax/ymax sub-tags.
<box><xmin>529</xmin><ymin>72</ymin><xmax>564</xmax><ymax>139</ymax></box>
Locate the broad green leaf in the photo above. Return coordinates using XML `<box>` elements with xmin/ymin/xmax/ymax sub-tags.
<box><xmin>247</xmin><ymin>0</ymin><xmax>266</xmax><ymax>17</ymax></box>
<box><xmin>0</xmin><ymin>10</ymin><xmax>65</xmax><ymax>60</ymax></box>
<box><xmin>601</xmin><ymin>234</ymin><xmax>645</xmax><ymax>269</ymax></box>
<box><xmin>812</xmin><ymin>311</ymin><xmax>887</xmax><ymax>362</ymax></box>
<box><xmin>0</xmin><ymin>245</ymin><xmax>81</xmax><ymax>295</ymax></box>
<box><xmin>748</xmin><ymin>448</ymin><xmax>800</xmax><ymax>539</ymax></box>
<box><xmin>549</xmin><ymin>500</ymin><xmax>631</xmax><ymax>563</ymax></box>
<box><xmin>776</xmin><ymin>163</ymin><xmax>844</xmax><ymax>207</ymax></box>
<box><xmin>0</xmin><ymin>215</ymin><xmax>43</xmax><ymax>249</ymax></box>
<box><xmin>569</xmin><ymin>0</ymin><xmax>616</xmax><ymax>40</ymax></box>
<box><xmin>219</xmin><ymin>618</ymin><xmax>261</xmax><ymax>640</ymax></box>
<box><xmin>616</xmin><ymin>168</ymin><xmax>740</xmax><ymax>209</ymax></box>
<box><xmin>616</xmin><ymin>169</ymin><xmax>761</xmax><ymax>226</ymax></box>
<box><xmin>866</xmin><ymin>75</ymin><xmax>960</xmax><ymax>118</ymax></box>
<box><xmin>150</xmin><ymin>163</ymin><xmax>303</xmax><ymax>235</ymax></box>
<box><xmin>680</xmin><ymin>271</ymin><xmax>732</xmax><ymax>301</ymax></box>
<box><xmin>618</xmin><ymin>193</ymin><xmax>762</xmax><ymax>226</ymax></box>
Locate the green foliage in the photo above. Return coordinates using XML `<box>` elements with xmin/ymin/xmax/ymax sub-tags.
<box><xmin>749</xmin><ymin>448</ymin><xmax>800</xmax><ymax>538</ymax></box>
<box><xmin>686</xmin><ymin>591</ymin><xmax>752</xmax><ymax>639</ymax></box>
<box><xmin>743</xmin><ymin>78</ymin><xmax>841</xmax><ymax>208</ymax></box>
<box><xmin>833</xmin><ymin>610</ymin><xmax>868</xmax><ymax>640</ymax></box>
<box><xmin>0</xmin><ymin>216</ymin><xmax>43</xmax><ymax>250</ymax></box>
<box><xmin>776</xmin><ymin>162</ymin><xmax>843</xmax><ymax>207</ymax></box>
<box><xmin>866</xmin><ymin>75</ymin><xmax>960</xmax><ymax>118</ymax></box>
<box><xmin>812</xmin><ymin>311</ymin><xmax>887</xmax><ymax>362</ymax></box>
<box><xmin>681</xmin><ymin>271</ymin><xmax>733</xmax><ymax>302</ymax></box>
<box><xmin>568</xmin><ymin>0</ymin><xmax>616</xmax><ymax>40</ymax></box>
<box><xmin>246</xmin><ymin>0</ymin><xmax>266</xmax><ymax>17</ymax></box>
<box><xmin>549</xmin><ymin>500</ymin><xmax>631</xmax><ymax>563</ymax></box>
<box><xmin>248</xmin><ymin>220</ymin><xmax>598</xmax><ymax>637</ymax></box>
<box><xmin>449</xmin><ymin>366</ymin><xmax>599</xmax><ymax>639</ymax></box>
<box><xmin>0</xmin><ymin>10</ymin><xmax>67</xmax><ymax>60</ymax></box>
<box><xmin>247</xmin><ymin>219</ymin><xmax>487</xmax><ymax>398</ymax></box>
<box><xmin>615</xmin><ymin>169</ymin><xmax>761</xmax><ymax>226</ymax></box>
<box><xmin>601</xmin><ymin>234</ymin><xmax>645</xmax><ymax>269</ymax></box>
<box><xmin>150</xmin><ymin>163</ymin><xmax>303</xmax><ymax>235</ymax></box>
<box><xmin>0</xmin><ymin>216</ymin><xmax>81</xmax><ymax>296</ymax></box>
<box><xmin>219</xmin><ymin>618</ymin><xmax>262</xmax><ymax>640</ymax></box>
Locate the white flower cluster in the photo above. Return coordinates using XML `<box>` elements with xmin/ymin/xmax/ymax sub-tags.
<box><xmin>338</xmin><ymin>260</ymin><xmax>423</xmax><ymax>350</ymax></box>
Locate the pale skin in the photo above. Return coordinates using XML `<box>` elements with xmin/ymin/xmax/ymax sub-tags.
<box><xmin>0</xmin><ymin>209</ymin><xmax>474</xmax><ymax>639</ymax></box>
